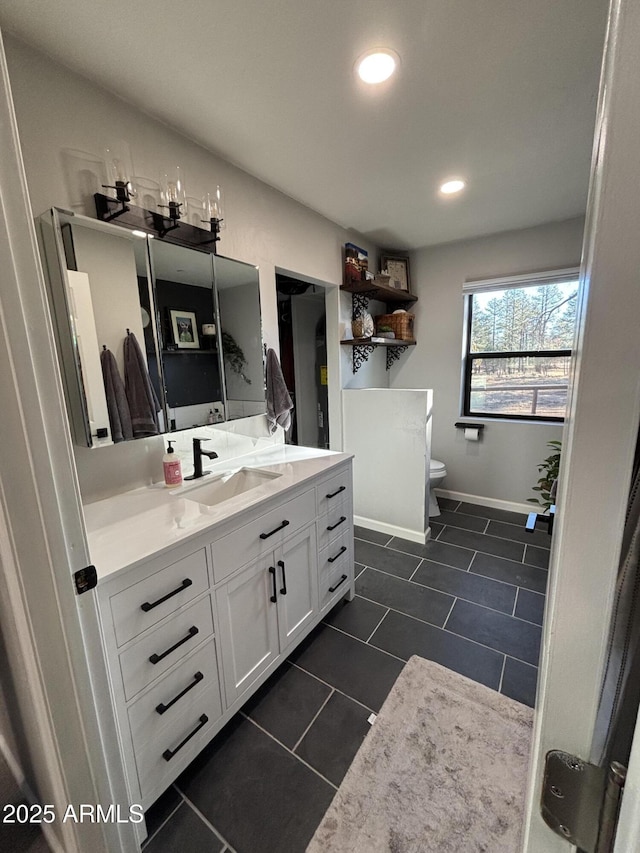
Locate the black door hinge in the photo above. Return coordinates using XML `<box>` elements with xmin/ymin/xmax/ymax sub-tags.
<box><xmin>541</xmin><ymin>750</ymin><xmax>626</xmax><ymax>852</ymax></box>
<box><xmin>74</xmin><ymin>565</ymin><xmax>97</xmax><ymax>594</ymax></box>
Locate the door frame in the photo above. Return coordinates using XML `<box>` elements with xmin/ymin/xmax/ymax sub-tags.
<box><xmin>0</xmin><ymin>31</ymin><xmax>138</xmax><ymax>853</ymax></box>
<box><xmin>522</xmin><ymin>0</ymin><xmax>640</xmax><ymax>849</ymax></box>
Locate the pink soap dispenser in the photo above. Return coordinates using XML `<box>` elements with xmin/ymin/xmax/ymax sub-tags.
<box><xmin>163</xmin><ymin>440</ymin><xmax>182</xmax><ymax>488</ymax></box>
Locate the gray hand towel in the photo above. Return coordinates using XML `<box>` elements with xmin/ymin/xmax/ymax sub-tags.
<box><xmin>266</xmin><ymin>347</ymin><xmax>294</xmax><ymax>434</ymax></box>
<box><xmin>123</xmin><ymin>331</ymin><xmax>160</xmax><ymax>437</ymax></box>
<box><xmin>100</xmin><ymin>347</ymin><xmax>133</xmax><ymax>442</ymax></box>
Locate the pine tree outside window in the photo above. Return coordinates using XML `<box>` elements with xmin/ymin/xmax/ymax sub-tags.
<box><xmin>462</xmin><ymin>268</ymin><xmax>580</xmax><ymax>421</ymax></box>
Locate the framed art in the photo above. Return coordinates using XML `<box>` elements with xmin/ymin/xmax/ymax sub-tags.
<box><xmin>381</xmin><ymin>254</ymin><xmax>411</xmax><ymax>292</ymax></box>
<box><xmin>169</xmin><ymin>309</ymin><xmax>200</xmax><ymax>349</ymax></box>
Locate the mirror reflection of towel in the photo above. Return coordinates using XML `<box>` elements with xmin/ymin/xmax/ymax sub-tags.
<box><xmin>123</xmin><ymin>331</ymin><xmax>160</xmax><ymax>437</ymax></box>
<box><xmin>266</xmin><ymin>348</ymin><xmax>294</xmax><ymax>434</ymax></box>
<box><xmin>100</xmin><ymin>348</ymin><xmax>133</xmax><ymax>442</ymax></box>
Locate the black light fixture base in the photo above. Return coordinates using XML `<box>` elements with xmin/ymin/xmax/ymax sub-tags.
<box><xmin>94</xmin><ymin>193</ymin><xmax>222</xmax><ymax>251</ymax></box>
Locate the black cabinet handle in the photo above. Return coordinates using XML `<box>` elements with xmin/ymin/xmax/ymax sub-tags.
<box><xmin>328</xmin><ymin>545</ymin><xmax>347</xmax><ymax>564</ymax></box>
<box><xmin>329</xmin><ymin>574</ymin><xmax>348</xmax><ymax>593</ymax></box>
<box><xmin>326</xmin><ymin>485</ymin><xmax>346</xmax><ymax>499</ymax></box>
<box><xmin>260</xmin><ymin>520</ymin><xmax>290</xmax><ymax>540</ymax></box>
<box><xmin>162</xmin><ymin>714</ymin><xmax>208</xmax><ymax>761</ymax></box>
<box><xmin>141</xmin><ymin>578</ymin><xmax>193</xmax><ymax>612</ymax></box>
<box><xmin>278</xmin><ymin>559</ymin><xmax>287</xmax><ymax>595</ymax></box>
<box><xmin>327</xmin><ymin>516</ymin><xmax>347</xmax><ymax>532</ymax></box>
<box><xmin>149</xmin><ymin>626</ymin><xmax>199</xmax><ymax>665</ymax></box>
<box><xmin>156</xmin><ymin>671</ymin><xmax>204</xmax><ymax>715</ymax></box>
<box><xmin>268</xmin><ymin>566</ymin><xmax>277</xmax><ymax>603</ymax></box>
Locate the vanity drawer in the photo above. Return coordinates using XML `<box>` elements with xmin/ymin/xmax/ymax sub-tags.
<box><xmin>110</xmin><ymin>549</ymin><xmax>209</xmax><ymax>648</ymax></box>
<box><xmin>127</xmin><ymin>636</ymin><xmax>222</xmax><ymax>751</ymax></box>
<box><xmin>317</xmin><ymin>501</ymin><xmax>350</xmax><ymax>552</ymax></box>
<box><xmin>136</xmin><ymin>696</ymin><xmax>221</xmax><ymax>805</ymax></box>
<box><xmin>119</xmin><ymin>596</ymin><xmax>214</xmax><ymax>701</ymax></box>
<box><xmin>319</xmin><ymin>531</ymin><xmax>352</xmax><ymax>611</ymax></box>
<box><xmin>316</xmin><ymin>469</ymin><xmax>351</xmax><ymax>517</ymax></box>
<box><xmin>210</xmin><ymin>488</ymin><xmax>315</xmax><ymax>583</ymax></box>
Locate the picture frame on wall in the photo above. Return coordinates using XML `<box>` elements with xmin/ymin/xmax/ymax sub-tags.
<box><xmin>169</xmin><ymin>309</ymin><xmax>200</xmax><ymax>349</ymax></box>
<box><xmin>381</xmin><ymin>254</ymin><xmax>411</xmax><ymax>292</ymax></box>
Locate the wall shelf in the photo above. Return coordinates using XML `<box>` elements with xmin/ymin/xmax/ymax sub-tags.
<box><xmin>341</xmin><ymin>280</ymin><xmax>418</xmax><ymax>307</ymax></box>
<box><xmin>341</xmin><ymin>337</ymin><xmax>416</xmax><ymax>372</ymax></box>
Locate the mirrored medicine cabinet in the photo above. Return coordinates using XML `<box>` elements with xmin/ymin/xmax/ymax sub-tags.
<box><xmin>38</xmin><ymin>207</ymin><xmax>266</xmax><ymax>448</ymax></box>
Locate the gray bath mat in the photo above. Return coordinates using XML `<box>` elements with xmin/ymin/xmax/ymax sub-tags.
<box><xmin>307</xmin><ymin>655</ymin><xmax>533</xmax><ymax>852</ymax></box>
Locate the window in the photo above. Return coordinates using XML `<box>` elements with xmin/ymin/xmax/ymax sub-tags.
<box><xmin>462</xmin><ymin>269</ymin><xmax>579</xmax><ymax>421</ymax></box>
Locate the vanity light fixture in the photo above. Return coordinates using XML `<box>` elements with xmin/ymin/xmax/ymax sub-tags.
<box><xmin>439</xmin><ymin>179</ymin><xmax>466</xmax><ymax>195</ymax></box>
<box><xmin>201</xmin><ymin>186</ymin><xmax>225</xmax><ymax>253</ymax></box>
<box><xmin>356</xmin><ymin>49</ymin><xmax>399</xmax><ymax>84</ymax></box>
<box><xmin>101</xmin><ymin>142</ymin><xmax>137</xmax><ymax>220</ymax></box>
<box><xmin>159</xmin><ymin>166</ymin><xmax>187</xmax><ymax>224</ymax></box>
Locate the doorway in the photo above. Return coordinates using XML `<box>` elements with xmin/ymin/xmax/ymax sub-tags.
<box><xmin>276</xmin><ymin>274</ymin><xmax>329</xmax><ymax>449</ymax></box>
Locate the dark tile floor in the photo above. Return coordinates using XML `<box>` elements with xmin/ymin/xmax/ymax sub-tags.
<box><xmin>143</xmin><ymin>499</ymin><xmax>550</xmax><ymax>853</ymax></box>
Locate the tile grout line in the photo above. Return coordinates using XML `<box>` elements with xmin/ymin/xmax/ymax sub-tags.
<box><xmin>291</xmin><ymin>688</ymin><xmax>335</xmax><ymax>753</ymax></box>
<box><xmin>289</xmin><ymin>661</ymin><xmax>377</xmax><ymax>714</ymax></box>
<box><xmin>320</xmin><ymin>619</ymin><xmax>409</xmax><ymax>663</ymax></box>
<box><xmin>352</xmin><ymin>594</ymin><xmax>451</xmax><ymax>635</ymax></box>
<box><xmin>407</xmin><ymin>557</ymin><xmax>425</xmax><ymax>582</ymax></box>
<box><xmin>365</xmin><ymin>607</ymin><xmax>391</xmax><ymax>644</ymax></box>
<box><xmin>442</xmin><ymin>597</ymin><xmax>457</xmax><ymax>630</ymax></box>
<box><xmin>142</xmin><ymin>799</ymin><xmax>184</xmax><ymax>848</ymax></box>
<box><xmin>243</xmin><ymin>713</ymin><xmax>339</xmax><ymax>791</ymax></box>
<box><xmin>512</xmin><ymin>587</ymin><xmax>520</xmax><ymax>618</ymax></box>
<box><xmin>179</xmin><ymin>791</ymin><xmax>237</xmax><ymax>852</ymax></box>
<box><xmin>497</xmin><ymin>656</ymin><xmax>507</xmax><ymax>693</ymax></box>
<box><xmin>359</xmin><ymin>564</ymin><xmax>522</xmax><ymax>616</ymax></box>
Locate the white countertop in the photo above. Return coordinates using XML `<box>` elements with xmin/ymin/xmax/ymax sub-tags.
<box><xmin>83</xmin><ymin>445</ymin><xmax>352</xmax><ymax>581</ymax></box>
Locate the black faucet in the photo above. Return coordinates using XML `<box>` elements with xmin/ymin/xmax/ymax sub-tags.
<box><xmin>184</xmin><ymin>438</ymin><xmax>219</xmax><ymax>480</ymax></box>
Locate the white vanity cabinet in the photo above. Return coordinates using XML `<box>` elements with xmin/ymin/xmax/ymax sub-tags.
<box><xmin>96</xmin><ymin>541</ymin><xmax>225</xmax><ymax>814</ymax></box>
<box><xmin>215</xmin><ymin>520</ymin><xmax>318</xmax><ymax>705</ymax></box>
<box><xmin>92</xmin><ymin>455</ymin><xmax>354</xmax><ymax>842</ymax></box>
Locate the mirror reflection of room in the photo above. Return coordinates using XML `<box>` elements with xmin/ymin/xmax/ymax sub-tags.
<box><xmin>148</xmin><ymin>239</ymin><xmax>224</xmax><ymax>431</ymax></box>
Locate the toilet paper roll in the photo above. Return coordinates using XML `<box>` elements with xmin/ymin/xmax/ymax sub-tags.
<box><xmin>464</xmin><ymin>427</ymin><xmax>480</xmax><ymax>442</ymax></box>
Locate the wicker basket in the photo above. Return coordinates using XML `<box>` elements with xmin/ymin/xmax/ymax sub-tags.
<box><xmin>375</xmin><ymin>312</ymin><xmax>414</xmax><ymax>341</ymax></box>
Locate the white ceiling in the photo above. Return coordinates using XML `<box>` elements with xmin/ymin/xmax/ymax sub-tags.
<box><xmin>0</xmin><ymin>0</ymin><xmax>609</xmax><ymax>250</ymax></box>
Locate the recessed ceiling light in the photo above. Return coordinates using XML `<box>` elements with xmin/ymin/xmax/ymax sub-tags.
<box><xmin>357</xmin><ymin>49</ymin><xmax>399</xmax><ymax>84</ymax></box>
<box><xmin>439</xmin><ymin>179</ymin><xmax>466</xmax><ymax>195</ymax></box>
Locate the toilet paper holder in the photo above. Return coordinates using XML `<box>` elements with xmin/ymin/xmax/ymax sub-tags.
<box><xmin>455</xmin><ymin>422</ymin><xmax>485</xmax><ymax>441</ymax></box>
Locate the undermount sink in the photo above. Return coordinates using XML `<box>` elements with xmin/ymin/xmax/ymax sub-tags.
<box><xmin>177</xmin><ymin>467</ymin><xmax>281</xmax><ymax>507</ymax></box>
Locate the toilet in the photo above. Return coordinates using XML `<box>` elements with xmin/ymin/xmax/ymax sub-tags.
<box><xmin>429</xmin><ymin>459</ymin><xmax>447</xmax><ymax>517</ymax></box>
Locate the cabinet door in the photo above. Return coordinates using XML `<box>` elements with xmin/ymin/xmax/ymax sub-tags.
<box><xmin>215</xmin><ymin>558</ymin><xmax>279</xmax><ymax>706</ymax></box>
<box><xmin>276</xmin><ymin>524</ymin><xmax>318</xmax><ymax>653</ymax></box>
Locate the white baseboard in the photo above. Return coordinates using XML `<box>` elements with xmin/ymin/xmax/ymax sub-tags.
<box><xmin>354</xmin><ymin>515</ymin><xmax>430</xmax><ymax>545</ymax></box>
<box><xmin>435</xmin><ymin>489</ymin><xmax>533</xmax><ymax>517</ymax></box>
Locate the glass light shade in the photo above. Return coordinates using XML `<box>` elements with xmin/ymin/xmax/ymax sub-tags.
<box><xmin>202</xmin><ymin>186</ymin><xmax>225</xmax><ymax>229</ymax></box>
<box><xmin>160</xmin><ymin>166</ymin><xmax>187</xmax><ymax>211</ymax></box>
<box><xmin>104</xmin><ymin>141</ymin><xmax>136</xmax><ymax>198</ymax></box>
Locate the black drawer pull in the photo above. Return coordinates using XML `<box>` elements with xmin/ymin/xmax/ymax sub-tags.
<box><xmin>260</xmin><ymin>520</ymin><xmax>290</xmax><ymax>540</ymax></box>
<box><xmin>328</xmin><ymin>545</ymin><xmax>347</xmax><ymax>564</ymax></box>
<box><xmin>149</xmin><ymin>626</ymin><xmax>199</xmax><ymax>665</ymax></box>
<box><xmin>327</xmin><ymin>516</ymin><xmax>347</xmax><ymax>532</ymax></box>
<box><xmin>329</xmin><ymin>574</ymin><xmax>348</xmax><ymax>593</ymax></box>
<box><xmin>156</xmin><ymin>671</ymin><xmax>204</xmax><ymax>715</ymax></box>
<box><xmin>141</xmin><ymin>578</ymin><xmax>193</xmax><ymax>612</ymax></box>
<box><xmin>162</xmin><ymin>714</ymin><xmax>208</xmax><ymax>761</ymax></box>
<box><xmin>278</xmin><ymin>559</ymin><xmax>287</xmax><ymax>595</ymax></box>
<box><xmin>268</xmin><ymin>566</ymin><xmax>277</xmax><ymax>603</ymax></box>
<box><xmin>326</xmin><ymin>485</ymin><xmax>346</xmax><ymax>499</ymax></box>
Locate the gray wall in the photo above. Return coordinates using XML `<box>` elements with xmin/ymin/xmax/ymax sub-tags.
<box><xmin>5</xmin><ymin>35</ymin><xmax>382</xmax><ymax>500</ymax></box>
<box><xmin>392</xmin><ymin>218</ymin><xmax>585</xmax><ymax>506</ymax></box>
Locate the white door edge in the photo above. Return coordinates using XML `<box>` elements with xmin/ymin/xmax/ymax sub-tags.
<box><xmin>0</xmin><ymin>28</ymin><xmax>138</xmax><ymax>853</ymax></box>
<box><xmin>522</xmin><ymin>0</ymin><xmax>640</xmax><ymax>850</ymax></box>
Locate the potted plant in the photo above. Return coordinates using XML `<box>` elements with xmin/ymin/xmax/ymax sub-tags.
<box><xmin>527</xmin><ymin>440</ymin><xmax>561</xmax><ymax>512</ymax></box>
<box><xmin>222</xmin><ymin>331</ymin><xmax>251</xmax><ymax>385</ymax></box>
